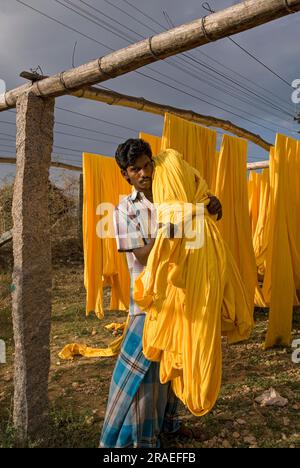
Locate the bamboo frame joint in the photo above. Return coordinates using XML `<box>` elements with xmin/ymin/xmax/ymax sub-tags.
<box><xmin>284</xmin><ymin>0</ymin><xmax>298</xmax><ymax>12</ymax></box>
<box><xmin>201</xmin><ymin>16</ymin><xmax>216</xmax><ymax>42</ymax></box>
<box><xmin>148</xmin><ymin>37</ymin><xmax>161</xmax><ymax>60</ymax></box>
<box><xmin>98</xmin><ymin>58</ymin><xmax>115</xmax><ymax>79</ymax></box>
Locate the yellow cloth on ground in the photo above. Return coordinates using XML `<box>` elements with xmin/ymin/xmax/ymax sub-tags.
<box><xmin>133</xmin><ymin>149</ymin><xmax>253</xmax><ymax>417</ymax></box>
<box><xmin>59</xmin><ymin>318</ymin><xmax>130</xmax><ymax>360</ymax></box>
<box><xmin>83</xmin><ymin>153</ymin><xmax>131</xmax><ymax>318</ymax></box>
<box><xmin>262</xmin><ymin>135</ymin><xmax>300</xmax><ymax>348</ymax></box>
<box><xmin>161</xmin><ymin>113</ymin><xmax>217</xmax><ymax>189</ymax></box>
<box><xmin>139</xmin><ymin>132</ymin><xmax>162</xmax><ymax>156</ymax></box>
<box><xmin>214</xmin><ymin>135</ymin><xmax>257</xmax><ymax>313</ymax></box>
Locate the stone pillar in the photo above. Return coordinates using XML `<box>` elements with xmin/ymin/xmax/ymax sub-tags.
<box><xmin>12</xmin><ymin>91</ymin><xmax>55</xmax><ymax>444</ymax></box>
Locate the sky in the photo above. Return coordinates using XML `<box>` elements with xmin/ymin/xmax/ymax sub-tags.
<box><xmin>0</xmin><ymin>0</ymin><xmax>300</xmax><ymax>184</ymax></box>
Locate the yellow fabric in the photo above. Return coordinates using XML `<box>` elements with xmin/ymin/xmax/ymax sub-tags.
<box><xmin>210</xmin><ymin>151</ymin><xmax>220</xmax><ymax>194</ymax></box>
<box><xmin>248</xmin><ymin>171</ymin><xmax>260</xmax><ymax>236</ymax></box>
<box><xmin>161</xmin><ymin>113</ymin><xmax>217</xmax><ymax>189</ymax></box>
<box><xmin>214</xmin><ymin>135</ymin><xmax>257</xmax><ymax>312</ymax></box>
<box><xmin>262</xmin><ymin>135</ymin><xmax>300</xmax><ymax>348</ymax></box>
<box><xmin>83</xmin><ymin>153</ymin><xmax>131</xmax><ymax>318</ymax></box>
<box><xmin>139</xmin><ymin>132</ymin><xmax>162</xmax><ymax>156</ymax></box>
<box><xmin>59</xmin><ymin>317</ymin><xmax>130</xmax><ymax>360</ymax></box>
<box><xmin>252</xmin><ymin>168</ymin><xmax>270</xmax><ymax>280</ymax></box>
<box><xmin>133</xmin><ymin>149</ymin><xmax>252</xmax><ymax>416</ymax></box>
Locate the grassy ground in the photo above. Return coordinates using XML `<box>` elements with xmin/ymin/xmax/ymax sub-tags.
<box><xmin>0</xmin><ymin>240</ymin><xmax>300</xmax><ymax>448</ymax></box>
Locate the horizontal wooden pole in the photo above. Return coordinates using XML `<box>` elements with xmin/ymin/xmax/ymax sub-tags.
<box><xmin>0</xmin><ymin>156</ymin><xmax>82</xmax><ymax>172</ymax></box>
<box><xmin>16</xmin><ymin>72</ymin><xmax>273</xmax><ymax>151</ymax></box>
<box><xmin>247</xmin><ymin>160</ymin><xmax>269</xmax><ymax>170</ymax></box>
<box><xmin>73</xmin><ymin>86</ymin><xmax>272</xmax><ymax>151</ymax></box>
<box><xmin>0</xmin><ymin>0</ymin><xmax>299</xmax><ymax>111</ymax></box>
<box><xmin>1</xmin><ymin>155</ymin><xmax>268</xmax><ymax>171</ymax></box>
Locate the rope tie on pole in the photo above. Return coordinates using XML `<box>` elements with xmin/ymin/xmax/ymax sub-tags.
<box><xmin>97</xmin><ymin>58</ymin><xmax>115</xmax><ymax>79</ymax></box>
<box><xmin>284</xmin><ymin>0</ymin><xmax>298</xmax><ymax>13</ymax></box>
<box><xmin>148</xmin><ymin>37</ymin><xmax>161</xmax><ymax>60</ymax></box>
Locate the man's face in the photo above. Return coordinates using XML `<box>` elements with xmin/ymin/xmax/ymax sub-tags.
<box><xmin>122</xmin><ymin>154</ymin><xmax>153</xmax><ymax>191</ymax></box>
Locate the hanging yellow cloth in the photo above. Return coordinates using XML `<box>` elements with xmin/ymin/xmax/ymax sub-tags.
<box><xmin>262</xmin><ymin>135</ymin><xmax>300</xmax><ymax>348</ymax></box>
<box><xmin>161</xmin><ymin>113</ymin><xmax>217</xmax><ymax>189</ymax></box>
<box><xmin>252</xmin><ymin>167</ymin><xmax>270</xmax><ymax>280</ymax></box>
<box><xmin>83</xmin><ymin>153</ymin><xmax>131</xmax><ymax>319</ymax></box>
<box><xmin>133</xmin><ymin>149</ymin><xmax>252</xmax><ymax>417</ymax></box>
<box><xmin>248</xmin><ymin>171</ymin><xmax>260</xmax><ymax>236</ymax></box>
<box><xmin>139</xmin><ymin>132</ymin><xmax>162</xmax><ymax>156</ymax></box>
<box><xmin>214</xmin><ymin>134</ymin><xmax>257</xmax><ymax>312</ymax></box>
<box><xmin>210</xmin><ymin>151</ymin><xmax>220</xmax><ymax>194</ymax></box>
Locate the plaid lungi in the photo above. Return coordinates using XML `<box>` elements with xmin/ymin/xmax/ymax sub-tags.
<box><xmin>100</xmin><ymin>314</ymin><xmax>181</xmax><ymax>448</ymax></box>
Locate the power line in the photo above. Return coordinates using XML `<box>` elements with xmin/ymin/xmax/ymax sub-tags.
<box><xmin>146</xmin><ymin>60</ymin><xmax>294</xmax><ymax>131</ymax></box>
<box><xmin>120</xmin><ymin>0</ymin><xmax>165</xmax><ymax>31</ymax></box>
<box><xmin>14</xmin><ymin>0</ymin><xmax>114</xmax><ymax>51</ymax></box>
<box><xmin>56</xmin><ymin>106</ymin><xmax>138</xmax><ymax>132</ymax></box>
<box><xmin>78</xmin><ymin>0</ymin><xmax>146</xmax><ymax>40</ymax></box>
<box><xmin>201</xmin><ymin>2</ymin><xmax>291</xmax><ymax>88</ymax></box>
<box><xmin>55</xmin><ymin>130</ymin><xmax>119</xmax><ymax>145</ymax></box>
<box><xmin>0</xmin><ymin>117</ymin><xmax>127</xmax><ymax>140</ymax></box>
<box><xmin>136</xmin><ymin>70</ymin><xmax>278</xmax><ymax>134</ymax></box>
<box><xmin>163</xmin><ymin>11</ymin><xmax>292</xmax><ymax>113</ymax></box>
<box><xmin>13</xmin><ymin>0</ymin><xmax>295</xmax><ymax>135</ymax></box>
<box><xmin>53</xmin><ymin>0</ymin><xmax>136</xmax><ymax>43</ymax></box>
<box><xmin>103</xmin><ymin>0</ymin><xmax>158</xmax><ymax>35</ymax></box>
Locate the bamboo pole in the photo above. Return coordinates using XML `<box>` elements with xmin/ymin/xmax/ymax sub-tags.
<box><xmin>18</xmin><ymin>73</ymin><xmax>272</xmax><ymax>151</ymax></box>
<box><xmin>1</xmin><ymin>155</ymin><xmax>268</xmax><ymax>171</ymax></box>
<box><xmin>1</xmin><ymin>0</ymin><xmax>299</xmax><ymax>112</ymax></box>
<box><xmin>0</xmin><ymin>156</ymin><xmax>82</xmax><ymax>172</ymax></box>
<box><xmin>247</xmin><ymin>160</ymin><xmax>269</xmax><ymax>170</ymax></box>
<box><xmin>73</xmin><ymin>86</ymin><xmax>272</xmax><ymax>151</ymax></box>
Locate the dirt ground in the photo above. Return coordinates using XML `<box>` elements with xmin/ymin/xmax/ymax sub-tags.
<box><xmin>0</xmin><ymin>239</ymin><xmax>300</xmax><ymax>448</ymax></box>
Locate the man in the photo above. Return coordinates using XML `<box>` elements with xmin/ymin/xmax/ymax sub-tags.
<box><xmin>100</xmin><ymin>139</ymin><xmax>222</xmax><ymax>448</ymax></box>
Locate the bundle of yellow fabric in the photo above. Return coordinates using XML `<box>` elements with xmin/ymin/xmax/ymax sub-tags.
<box><xmin>133</xmin><ymin>149</ymin><xmax>253</xmax><ymax>416</ymax></box>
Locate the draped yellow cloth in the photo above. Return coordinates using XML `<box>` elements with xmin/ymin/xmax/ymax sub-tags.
<box><xmin>214</xmin><ymin>135</ymin><xmax>257</xmax><ymax>313</ymax></box>
<box><xmin>262</xmin><ymin>135</ymin><xmax>300</xmax><ymax>348</ymax></box>
<box><xmin>133</xmin><ymin>149</ymin><xmax>252</xmax><ymax>416</ymax></box>
<box><xmin>139</xmin><ymin>132</ymin><xmax>162</xmax><ymax>156</ymax></box>
<box><xmin>161</xmin><ymin>113</ymin><xmax>217</xmax><ymax>189</ymax></box>
<box><xmin>248</xmin><ymin>171</ymin><xmax>260</xmax><ymax>236</ymax></box>
<box><xmin>252</xmin><ymin>168</ymin><xmax>270</xmax><ymax>280</ymax></box>
<box><xmin>83</xmin><ymin>153</ymin><xmax>131</xmax><ymax>318</ymax></box>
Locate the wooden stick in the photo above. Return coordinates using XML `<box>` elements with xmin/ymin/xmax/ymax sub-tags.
<box><xmin>0</xmin><ymin>156</ymin><xmax>82</xmax><ymax>172</ymax></box>
<box><xmin>247</xmin><ymin>160</ymin><xmax>269</xmax><ymax>170</ymax></box>
<box><xmin>1</xmin><ymin>155</ymin><xmax>268</xmax><ymax>171</ymax></box>
<box><xmin>16</xmin><ymin>72</ymin><xmax>272</xmax><ymax>151</ymax></box>
<box><xmin>0</xmin><ymin>0</ymin><xmax>299</xmax><ymax>111</ymax></box>
<box><xmin>72</xmin><ymin>86</ymin><xmax>272</xmax><ymax>151</ymax></box>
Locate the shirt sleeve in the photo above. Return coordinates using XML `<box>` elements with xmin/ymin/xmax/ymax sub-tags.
<box><xmin>113</xmin><ymin>206</ymin><xmax>146</xmax><ymax>252</ymax></box>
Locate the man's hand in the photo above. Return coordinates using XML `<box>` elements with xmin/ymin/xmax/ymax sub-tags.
<box><xmin>207</xmin><ymin>196</ymin><xmax>222</xmax><ymax>220</ymax></box>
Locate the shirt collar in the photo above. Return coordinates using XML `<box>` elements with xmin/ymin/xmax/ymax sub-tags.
<box><xmin>130</xmin><ymin>189</ymin><xmax>140</xmax><ymax>201</ymax></box>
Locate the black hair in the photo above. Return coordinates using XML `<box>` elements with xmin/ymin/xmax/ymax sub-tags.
<box><xmin>115</xmin><ymin>138</ymin><xmax>152</xmax><ymax>171</ymax></box>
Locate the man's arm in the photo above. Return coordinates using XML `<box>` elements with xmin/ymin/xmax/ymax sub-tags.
<box><xmin>132</xmin><ymin>238</ymin><xmax>155</xmax><ymax>266</ymax></box>
<box><xmin>132</xmin><ymin>222</ymin><xmax>177</xmax><ymax>266</ymax></box>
